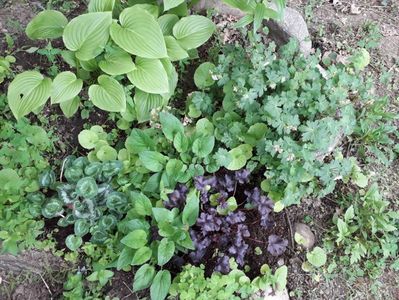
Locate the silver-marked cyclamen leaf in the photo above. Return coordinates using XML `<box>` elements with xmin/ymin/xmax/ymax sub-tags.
<box><xmin>63</xmin><ymin>12</ymin><xmax>112</xmax><ymax>61</ymax></box>
<box><xmin>127</xmin><ymin>57</ymin><xmax>169</xmax><ymax>94</ymax></box>
<box><xmin>89</xmin><ymin>75</ymin><xmax>126</xmax><ymax>112</ymax></box>
<box><xmin>26</xmin><ymin>10</ymin><xmax>68</xmax><ymax>40</ymax></box>
<box><xmin>110</xmin><ymin>6</ymin><xmax>167</xmax><ymax>59</ymax></box>
<box><xmin>7</xmin><ymin>71</ymin><xmax>52</xmax><ymax>120</ymax></box>
<box><xmin>51</xmin><ymin>71</ymin><xmax>83</xmax><ymax>104</ymax></box>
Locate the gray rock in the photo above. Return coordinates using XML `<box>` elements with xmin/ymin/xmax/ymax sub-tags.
<box><xmin>294</xmin><ymin>223</ymin><xmax>316</xmax><ymax>250</ymax></box>
<box><xmin>192</xmin><ymin>0</ymin><xmax>312</xmax><ymax>56</ymax></box>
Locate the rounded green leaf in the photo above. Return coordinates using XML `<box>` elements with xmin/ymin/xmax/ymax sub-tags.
<box><xmin>60</xmin><ymin>96</ymin><xmax>80</xmax><ymax>118</ymax></box>
<box><xmin>99</xmin><ymin>46</ymin><xmax>136</xmax><ymax>75</ymax></box>
<box><xmin>164</xmin><ymin>0</ymin><xmax>185</xmax><ymax>11</ymax></box>
<box><xmin>307</xmin><ymin>247</ymin><xmax>327</xmax><ymax>268</ymax></box>
<box><xmin>157</xmin><ymin>238</ymin><xmax>175</xmax><ymax>266</ymax></box>
<box><xmin>158</xmin><ymin>14</ymin><xmax>179</xmax><ymax>36</ymax></box>
<box><xmin>133</xmin><ymin>264</ymin><xmax>155</xmax><ymax>292</ymax></box>
<box><xmin>74</xmin><ymin>219</ymin><xmax>90</xmax><ymax>237</ymax></box>
<box><xmin>65</xmin><ymin>234</ymin><xmax>83</xmax><ymax>251</ymax></box>
<box><xmin>26</xmin><ymin>10</ymin><xmax>68</xmax><ymax>40</ymax></box>
<box><xmin>63</xmin><ymin>12</ymin><xmax>112</xmax><ymax>61</ymax></box>
<box><xmin>110</xmin><ymin>6</ymin><xmax>167</xmax><ymax>59</ymax></box>
<box><xmin>127</xmin><ymin>57</ymin><xmax>169</xmax><ymax>94</ymax></box>
<box><xmin>132</xmin><ymin>246</ymin><xmax>152</xmax><ymax>265</ymax></box>
<box><xmin>121</xmin><ymin>230</ymin><xmax>148</xmax><ymax>249</ymax></box>
<box><xmin>89</xmin><ymin>75</ymin><xmax>126</xmax><ymax>112</ymax></box>
<box><xmin>78</xmin><ymin>129</ymin><xmax>99</xmax><ymax>149</ymax></box>
<box><xmin>134</xmin><ymin>89</ymin><xmax>164</xmax><ymax>123</ymax></box>
<box><xmin>96</xmin><ymin>145</ymin><xmax>118</xmax><ymax>161</ymax></box>
<box><xmin>165</xmin><ymin>36</ymin><xmax>188</xmax><ymax>61</ymax></box>
<box><xmin>7</xmin><ymin>71</ymin><xmax>52</xmax><ymax>120</ymax></box>
<box><xmin>76</xmin><ymin>177</ymin><xmax>98</xmax><ymax>199</ymax></box>
<box><xmin>173</xmin><ymin>15</ymin><xmax>215</xmax><ymax>50</ymax></box>
<box><xmin>194</xmin><ymin>62</ymin><xmax>216</xmax><ymax>89</ymax></box>
<box><xmin>227</xmin><ymin>144</ymin><xmax>253</xmax><ymax>171</ymax></box>
<box><xmin>88</xmin><ymin>0</ymin><xmax>115</xmax><ymax>12</ymax></box>
<box><xmin>51</xmin><ymin>71</ymin><xmax>83</xmax><ymax>104</ymax></box>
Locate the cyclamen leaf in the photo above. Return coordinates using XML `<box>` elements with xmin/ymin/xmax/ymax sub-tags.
<box><xmin>157</xmin><ymin>238</ymin><xmax>175</xmax><ymax>266</ymax></box>
<box><xmin>88</xmin><ymin>75</ymin><xmax>126</xmax><ymax>112</ymax></box>
<box><xmin>173</xmin><ymin>15</ymin><xmax>216</xmax><ymax>50</ymax></box>
<box><xmin>65</xmin><ymin>234</ymin><xmax>82</xmax><ymax>251</ymax></box>
<box><xmin>75</xmin><ymin>177</ymin><xmax>98</xmax><ymax>199</ymax></box>
<box><xmin>158</xmin><ymin>14</ymin><xmax>179</xmax><ymax>36</ymax></box>
<box><xmin>150</xmin><ymin>270</ymin><xmax>171</xmax><ymax>300</ymax></box>
<box><xmin>60</xmin><ymin>96</ymin><xmax>80</xmax><ymax>118</ymax></box>
<box><xmin>51</xmin><ymin>71</ymin><xmax>83</xmax><ymax>104</ymax></box>
<box><xmin>7</xmin><ymin>71</ymin><xmax>52</xmax><ymax>120</ymax></box>
<box><xmin>127</xmin><ymin>57</ymin><xmax>169</xmax><ymax>94</ymax></box>
<box><xmin>63</xmin><ymin>12</ymin><xmax>112</xmax><ymax>61</ymax></box>
<box><xmin>164</xmin><ymin>0</ymin><xmax>185</xmax><ymax>11</ymax></box>
<box><xmin>134</xmin><ymin>89</ymin><xmax>164</xmax><ymax>123</ymax></box>
<box><xmin>99</xmin><ymin>47</ymin><xmax>136</xmax><ymax>76</ymax></box>
<box><xmin>26</xmin><ymin>10</ymin><xmax>68</xmax><ymax>40</ymax></box>
<box><xmin>110</xmin><ymin>6</ymin><xmax>167</xmax><ymax>59</ymax></box>
<box><xmin>133</xmin><ymin>264</ymin><xmax>155</xmax><ymax>292</ymax></box>
<box><xmin>88</xmin><ymin>0</ymin><xmax>115</xmax><ymax>12</ymax></box>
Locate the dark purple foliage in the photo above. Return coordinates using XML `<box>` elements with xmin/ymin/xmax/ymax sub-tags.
<box><xmin>245</xmin><ymin>187</ymin><xmax>274</xmax><ymax>227</ymax></box>
<box><xmin>267</xmin><ymin>234</ymin><xmax>288</xmax><ymax>256</ymax></box>
<box><xmin>164</xmin><ymin>184</ymin><xmax>188</xmax><ymax>210</ymax></box>
<box><xmin>215</xmin><ymin>255</ymin><xmax>230</xmax><ymax>273</ymax></box>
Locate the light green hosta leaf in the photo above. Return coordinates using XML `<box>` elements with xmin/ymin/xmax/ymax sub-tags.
<box><xmin>173</xmin><ymin>15</ymin><xmax>215</xmax><ymax>50</ymax></box>
<box><xmin>134</xmin><ymin>4</ymin><xmax>160</xmax><ymax>18</ymax></box>
<box><xmin>165</xmin><ymin>36</ymin><xmax>188</xmax><ymax>61</ymax></box>
<box><xmin>158</xmin><ymin>14</ymin><xmax>179</xmax><ymax>36</ymax></box>
<box><xmin>88</xmin><ymin>0</ymin><xmax>115</xmax><ymax>12</ymax></box>
<box><xmin>60</xmin><ymin>96</ymin><xmax>80</xmax><ymax>118</ymax></box>
<box><xmin>63</xmin><ymin>12</ymin><xmax>112</xmax><ymax>61</ymax></box>
<box><xmin>164</xmin><ymin>0</ymin><xmax>184</xmax><ymax>10</ymax></box>
<box><xmin>160</xmin><ymin>58</ymin><xmax>178</xmax><ymax>99</ymax></box>
<box><xmin>222</xmin><ymin>0</ymin><xmax>255</xmax><ymax>12</ymax></box>
<box><xmin>61</xmin><ymin>50</ymin><xmax>77</xmax><ymax>67</ymax></box>
<box><xmin>80</xmin><ymin>59</ymin><xmax>98</xmax><ymax>71</ymax></box>
<box><xmin>134</xmin><ymin>89</ymin><xmax>164</xmax><ymax>123</ymax></box>
<box><xmin>99</xmin><ymin>46</ymin><xmax>136</xmax><ymax>75</ymax></box>
<box><xmin>110</xmin><ymin>6</ymin><xmax>167</xmax><ymax>59</ymax></box>
<box><xmin>127</xmin><ymin>57</ymin><xmax>169</xmax><ymax>94</ymax></box>
<box><xmin>26</xmin><ymin>10</ymin><xmax>68</xmax><ymax>40</ymax></box>
<box><xmin>51</xmin><ymin>71</ymin><xmax>83</xmax><ymax>104</ymax></box>
<box><xmin>89</xmin><ymin>75</ymin><xmax>126</xmax><ymax>112</ymax></box>
<box><xmin>7</xmin><ymin>71</ymin><xmax>52</xmax><ymax>120</ymax></box>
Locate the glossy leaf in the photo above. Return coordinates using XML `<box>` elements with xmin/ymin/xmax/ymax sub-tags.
<box><xmin>150</xmin><ymin>270</ymin><xmax>171</xmax><ymax>300</ymax></box>
<box><xmin>121</xmin><ymin>230</ymin><xmax>147</xmax><ymax>249</ymax></box>
<box><xmin>89</xmin><ymin>75</ymin><xmax>126</xmax><ymax>112</ymax></box>
<box><xmin>65</xmin><ymin>234</ymin><xmax>82</xmax><ymax>251</ymax></box>
<box><xmin>132</xmin><ymin>246</ymin><xmax>152</xmax><ymax>265</ymax></box>
<box><xmin>165</xmin><ymin>36</ymin><xmax>189</xmax><ymax>61</ymax></box>
<box><xmin>133</xmin><ymin>264</ymin><xmax>155</xmax><ymax>292</ymax></box>
<box><xmin>99</xmin><ymin>46</ymin><xmax>136</xmax><ymax>75</ymax></box>
<box><xmin>26</xmin><ymin>10</ymin><xmax>68</xmax><ymax>40</ymax></box>
<box><xmin>157</xmin><ymin>238</ymin><xmax>175</xmax><ymax>266</ymax></box>
<box><xmin>158</xmin><ymin>14</ymin><xmax>179</xmax><ymax>36</ymax></box>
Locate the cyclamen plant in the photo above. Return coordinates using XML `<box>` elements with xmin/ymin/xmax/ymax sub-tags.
<box><xmin>6</xmin><ymin>0</ymin><xmax>215</xmax><ymax>122</ymax></box>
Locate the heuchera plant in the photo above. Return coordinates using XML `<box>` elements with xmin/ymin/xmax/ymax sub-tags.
<box><xmin>6</xmin><ymin>0</ymin><xmax>215</xmax><ymax>122</ymax></box>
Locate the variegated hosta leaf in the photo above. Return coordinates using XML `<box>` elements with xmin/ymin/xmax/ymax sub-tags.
<box><xmin>88</xmin><ymin>0</ymin><xmax>115</xmax><ymax>12</ymax></box>
<box><xmin>88</xmin><ymin>75</ymin><xmax>126</xmax><ymax>112</ymax></box>
<box><xmin>51</xmin><ymin>71</ymin><xmax>83</xmax><ymax>104</ymax></box>
<box><xmin>63</xmin><ymin>12</ymin><xmax>112</xmax><ymax>61</ymax></box>
<box><xmin>134</xmin><ymin>88</ymin><xmax>165</xmax><ymax>123</ymax></box>
<box><xmin>127</xmin><ymin>57</ymin><xmax>169</xmax><ymax>94</ymax></box>
<box><xmin>60</xmin><ymin>96</ymin><xmax>80</xmax><ymax>118</ymax></box>
<box><xmin>26</xmin><ymin>10</ymin><xmax>68</xmax><ymax>40</ymax></box>
<box><xmin>7</xmin><ymin>71</ymin><xmax>52</xmax><ymax>120</ymax></box>
<box><xmin>99</xmin><ymin>46</ymin><xmax>136</xmax><ymax>75</ymax></box>
<box><xmin>164</xmin><ymin>36</ymin><xmax>188</xmax><ymax>61</ymax></box>
<box><xmin>173</xmin><ymin>15</ymin><xmax>216</xmax><ymax>50</ymax></box>
<box><xmin>158</xmin><ymin>14</ymin><xmax>179</xmax><ymax>36</ymax></box>
<box><xmin>110</xmin><ymin>6</ymin><xmax>167</xmax><ymax>59</ymax></box>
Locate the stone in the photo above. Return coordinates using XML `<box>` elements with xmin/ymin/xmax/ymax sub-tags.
<box><xmin>192</xmin><ymin>0</ymin><xmax>312</xmax><ymax>56</ymax></box>
<box><xmin>294</xmin><ymin>223</ymin><xmax>316</xmax><ymax>250</ymax></box>
<box><xmin>251</xmin><ymin>288</ymin><xmax>290</xmax><ymax>300</ymax></box>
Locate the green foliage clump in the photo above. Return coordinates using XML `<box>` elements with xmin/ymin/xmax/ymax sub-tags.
<box><xmin>169</xmin><ymin>261</ymin><xmax>287</xmax><ymax>300</ymax></box>
<box><xmin>325</xmin><ymin>184</ymin><xmax>399</xmax><ymax>279</ymax></box>
<box><xmin>189</xmin><ymin>39</ymin><xmax>391</xmax><ymax>206</ymax></box>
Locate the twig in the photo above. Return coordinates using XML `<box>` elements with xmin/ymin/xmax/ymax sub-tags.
<box><xmin>122</xmin><ymin>281</ymin><xmax>136</xmax><ymax>300</ymax></box>
<box><xmin>285</xmin><ymin>210</ymin><xmax>295</xmax><ymax>250</ymax></box>
<box><xmin>39</xmin><ymin>273</ymin><xmax>53</xmax><ymax>299</ymax></box>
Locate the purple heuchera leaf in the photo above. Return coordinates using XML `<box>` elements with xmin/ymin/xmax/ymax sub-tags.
<box><xmin>164</xmin><ymin>184</ymin><xmax>188</xmax><ymax>210</ymax></box>
<box><xmin>235</xmin><ymin>169</ymin><xmax>250</xmax><ymax>184</ymax></box>
<box><xmin>245</xmin><ymin>187</ymin><xmax>274</xmax><ymax>228</ymax></box>
<box><xmin>267</xmin><ymin>234</ymin><xmax>288</xmax><ymax>256</ymax></box>
<box><xmin>218</xmin><ymin>174</ymin><xmax>235</xmax><ymax>192</ymax></box>
<box><xmin>215</xmin><ymin>255</ymin><xmax>230</xmax><ymax>274</ymax></box>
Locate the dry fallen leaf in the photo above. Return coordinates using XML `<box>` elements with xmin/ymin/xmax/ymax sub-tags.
<box><xmin>350</xmin><ymin>3</ymin><xmax>361</xmax><ymax>15</ymax></box>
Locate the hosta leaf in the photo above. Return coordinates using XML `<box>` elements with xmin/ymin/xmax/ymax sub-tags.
<box><xmin>165</xmin><ymin>36</ymin><xmax>188</xmax><ymax>61</ymax></box>
<box><xmin>134</xmin><ymin>89</ymin><xmax>164</xmax><ymax>123</ymax></box>
<box><xmin>63</xmin><ymin>12</ymin><xmax>112</xmax><ymax>61</ymax></box>
<box><xmin>89</xmin><ymin>75</ymin><xmax>126</xmax><ymax>112</ymax></box>
<box><xmin>7</xmin><ymin>71</ymin><xmax>52</xmax><ymax>120</ymax></box>
<box><xmin>99</xmin><ymin>46</ymin><xmax>136</xmax><ymax>75</ymax></box>
<box><xmin>88</xmin><ymin>0</ymin><xmax>115</xmax><ymax>12</ymax></box>
<box><xmin>164</xmin><ymin>0</ymin><xmax>184</xmax><ymax>11</ymax></box>
<box><xmin>127</xmin><ymin>57</ymin><xmax>169</xmax><ymax>94</ymax></box>
<box><xmin>160</xmin><ymin>58</ymin><xmax>178</xmax><ymax>99</ymax></box>
<box><xmin>158</xmin><ymin>14</ymin><xmax>179</xmax><ymax>36</ymax></box>
<box><xmin>222</xmin><ymin>0</ymin><xmax>255</xmax><ymax>12</ymax></box>
<box><xmin>26</xmin><ymin>10</ymin><xmax>68</xmax><ymax>40</ymax></box>
<box><xmin>110</xmin><ymin>6</ymin><xmax>167</xmax><ymax>59</ymax></box>
<box><xmin>80</xmin><ymin>59</ymin><xmax>98</xmax><ymax>72</ymax></box>
<box><xmin>60</xmin><ymin>96</ymin><xmax>80</xmax><ymax>118</ymax></box>
<box><xmin>173</xmin><ymin>15</ymin><xmax>215</xmax><ymax>50</ymax></box>
<box><xmin>51</xmin><ymin>71</ymin><xmax>83</xmax><ymax>104</ymax></box>
<box><xmin>134</xmin><ymin>4</ymin><xmax>160</xmax><ymax>18</ymax></box>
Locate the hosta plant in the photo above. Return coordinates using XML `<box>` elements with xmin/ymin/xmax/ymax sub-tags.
<box><xmin>7</xmin><ymin>0</ymin><xmax>215</xmax><ymax>121</ymax></box>
<box><xmin>27</xmin><ymin>156</ymin><xmax>125</xmax><ymax>249</ymax></box>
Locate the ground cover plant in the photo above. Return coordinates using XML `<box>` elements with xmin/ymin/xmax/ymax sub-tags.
<box><xmin>0</xmin><ymin>0</ymin><xmax>398</xmax><ymax>299</ymax></box>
